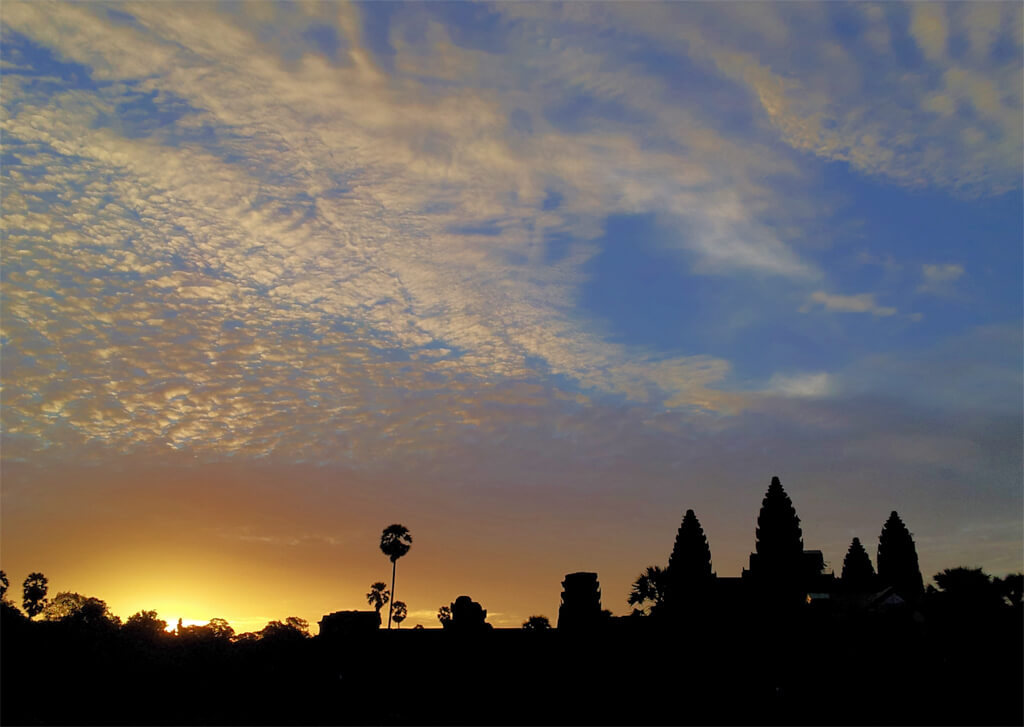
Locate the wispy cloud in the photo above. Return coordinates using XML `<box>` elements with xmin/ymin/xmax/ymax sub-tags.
<box><xmin>802</xmin><ymin>291</ymin><xmax>897</xmax><ymax>317</ymax></box>
<box><xmin>918</xmin><ymin>262</ymin><xmax>965</xmax><ymax>295</ymax></box>
<box><xmin>674</xmin><ymin>2</ymin><xmax>1022</xmax><ymax>196</ymax></box>
<box><xmin>0</xmin><ymin>1</ymin><xmax>1018</xmax><ymax>471</ymax></box>
<box><xmin>0</xmin><ymin>1</ymin><xmax>821</xmax><ymax>453</ymax></box>
<box><xmin>766</xmin><ymin>372</ymin><xmax>834</xmax><ymax>399</ymax></box>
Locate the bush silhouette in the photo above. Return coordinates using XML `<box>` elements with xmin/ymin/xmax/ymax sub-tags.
<box><xmin>522</xmin><ymin>615</ymin><xmax>551</xmax><ymax>630</ymax></box>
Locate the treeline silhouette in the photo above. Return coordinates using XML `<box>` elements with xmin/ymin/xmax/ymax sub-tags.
<box><xmin>1</xmin><ymin>478</ymin><xmax>1021</xmax><ymax>726</ymax></box>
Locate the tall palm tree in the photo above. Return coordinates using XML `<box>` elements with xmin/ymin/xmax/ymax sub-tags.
<box><xmin>366</xmin><ymin>581</ymin><xmax>390</xmax><ymax>615</ymax></box>
<box><xmin>379</xmin><ymin>524</ymin><xmax>412</xmax><ymax>629</ymax></box>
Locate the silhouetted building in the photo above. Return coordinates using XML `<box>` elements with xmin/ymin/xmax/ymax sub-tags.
<box><xmin>558</xmin><ymin>572</ymin><xmax>603</xmax><ymax>629</ymax></box>
<box><xmin>877</xmin><ymin>511</ymin><xmax>924</xmax><ymax>600</ymax></box>
<box><xmin>318</xmin><ymin>610</ymin><xmax>380</xmax><ymax>639</ymax></box>
<box><xmin>747</xmin><ymin>476</ymin><xmax>804</xmax><ymax>578</ymax></box>
<box><xmin>742</xmin><ymin>478</ymin><xmax>836</xmax><ymax>607</ymax></box>
<box><xmin>448</xmin><ymin>595</ymin><xmax>492</xmax><ymax>632</ymax></box>
<box><xmin>666</xmin><ymin>509</ymin><xmax>716</xmax><ymax>614</ymax></box>
<box><xmin>841</xmin><ymin>537</ymin><xmax>877</xmax><ymax>592</ymax></box>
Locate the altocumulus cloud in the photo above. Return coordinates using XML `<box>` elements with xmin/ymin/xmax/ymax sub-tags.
<box><xmin>0</xmin><ymin>1</ymin><xmax>1020</xmax><ymax>473</ymax></box>
<box><xmin>0</xmin><ymin>1</ymin><xmax>801</xmax><ymax>462</ymax></box>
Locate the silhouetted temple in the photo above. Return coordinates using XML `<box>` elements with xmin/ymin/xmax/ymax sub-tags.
<box><xmin>600</xmin><ymin>476</ymin><xmax>923</xmax><ymax>627</ymax></box>
<box><xmin>557</xmin><ymin>572</ymin><xmax>603</xmax><ymax>629</ymax></box>
<box><xmin>318</xmin><ymin>610</ymin><xmax>380</xmax><ymax>639</ymax></box>
<box><xmin>448</xmin><ymin>595</ymin><xmax>492</xmax><ymax>632</ymax></box>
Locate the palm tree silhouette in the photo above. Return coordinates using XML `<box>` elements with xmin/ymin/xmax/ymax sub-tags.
<box><xmin>391</xmin><ymin>600</ymin><xmax>407</xmax><ymax>628</ymax></box>
<box><xmin>366</xmin><ymin>581</ymin><xmax>390</xmax><ymax>615</ymax></box>
<box><xmin>380</xmin><ymin>524</ymin><xmax>412</xmax><ymax>629</ymax></box>
<box><xmin>628</xmin><ymin>565</ymin><xmax>667</xmax><ymax>616</ymax></box>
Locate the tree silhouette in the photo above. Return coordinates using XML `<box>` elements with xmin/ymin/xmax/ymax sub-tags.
<box><xmin>391</xmin><ymin>600</ymin><xmax>407</xmax><ymax>628</ymax></box>
<box><xmin>260</xmin><ymin>617</ymin><xmax>309</xmax><ymax>642</ymax></box>
<box><xmin>877</xmin><ymin>511</ymin><xmax>924</xmax><ymax>599</ymax></box>
<box><xmin>44</xmin><ymin>592</ymin><xmax>120</xmax><ymax>627</ymax></box>
<box><xmin>627</xmin><ymin>566</ymin><xmax>667</xmax><ymax>616</ymax></box>
<box><xmin>22</xmin><ymin>572</ymin><xmax>48</xmax><ymax>619</ymax></box>
<box><xmin>437</xmin><ymin>605</ymin><xmax>453</xmax><ymax>628</ymax></box>
<box><xmin>666</xmin><ymin>509</ymin><xmax>715</xmax><ymax>611</ymax></box>
<box><xmin>841</xmin><ymin>537</ymin><xmax>876</xmax><ymax>591</ymax></box>
<box><xmin>0</xmin><ymin>570</ymin><xmax>8</xmax><ymax>600</ymax></box>
<box><xmin>208</xmin><ymin>617</ymin><xmax>235</xmax><ymax>640</ymax></box>
<box><xmin>366</xmin><ymin>581</ymin><xmax>391</xmax><ymax>614</ymax></box>
<box><xmin>522</xmin><ymin>615</ymin><xmax>551</xmax><ymax>630</ymax></box>
<box><xmin>933</xmin><ymin>567</ymin><xmax>1003</xmax><ymax>612</ymax></box>
<box><xmin>379</xmin><ymin>524</ymin><xmax>412</xmax><ymax>630</ymax></box>
<box><xmin>993</xmin><ymin>573</ymin><xmax>1023</xmax><ymax>607</ymax></box>
<box><xmin>123</xmin><ymin>610</ymin><xmax>168</xmax><ymax>640</ymax></box>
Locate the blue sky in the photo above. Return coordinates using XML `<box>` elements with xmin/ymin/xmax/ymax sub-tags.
<box><xmin>1</xmin><ymin>2</ymin><xmax>1021</xmax><ymax>627</ymax></box>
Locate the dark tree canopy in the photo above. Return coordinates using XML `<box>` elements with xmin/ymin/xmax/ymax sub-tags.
<box><xmin>208</xmin><ymin>617</ymin><xmax>236</xmax><ymax>640</ymax></box>
<box><xmin>522</xmin><ymin>615</ymin><xmax>551</xmax><ymax>630</ymax></box>
<box><xmin>22</xmin><ymin>572</ymin><xmax>48</xmax><ymax>619</ymax></box>
<box><xmin>0</xmin><ymin>570</ymin><xmax>8</xmax><ymax>600</ymax></box>
<box><xmin>260</xmin><ymin>616</ymin><xmax>309</xmax><ymax>642</ymax></box>
<box><xmin>841</xmin><ymin>537</ymin><xmax>876</xmax><ymax>590</ymax></box>
<box><xmin>877</xmin><ymin>511</ymin><xmax>924</xmax><ymax>598</ymax></box>
<box><xmin>932</xmin><ymin>567</ymin><xmax>1005</xmax><ymax>612</ymax></box>
<box><xmin>123</xmin><ymin>610</ymin><xmax>169</xmax><ymax>639</ymax></box>
<box><xmin>994</xmin><ymin>573</ymin><xmax>1023</xmax><ymax>607</ymax></box>
<box><xmin>44</xmin><ymin>592</ymin><xmax>120</xmax><ymax>627</ymax></box>
<box><xmin>380</xmin><ymin>524</ymin><xmax>412</xmax><ymax>563</ymax></box>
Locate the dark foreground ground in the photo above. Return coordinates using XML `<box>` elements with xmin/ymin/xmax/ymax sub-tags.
<box><xmin>3</xmin><ymin>607</ymin><xmax>1021</xmax><ymax>725</ymax></box>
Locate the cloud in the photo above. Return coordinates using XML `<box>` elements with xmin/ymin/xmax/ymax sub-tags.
<box><xmin>1</xmin><ymin>0</ymin><xmax>832</xmax><ymax>468</ymax></box>
<box><xmin>918</xmin><ymin>262</ymin><xmax>965</xmax><ymax>294</ymax></box>
<box><xmin>922</xmin><ymin>263</ymin><xmax>964</xmax><ymax>284</ymax></box>
<box><xmin>830</xmin><ymin>323</ymin><xmax>1022</xmax><ymax>416</ymax></box>
<box><xmin>0</xmin><ymin>1</ymin><xmax>1016</xmax><ymax>471</ymax></box>
<box><xmin>665</xmin><ymin>4</ymin><xmax>1020</xmax><ymax>196</ymax></box>
<box><xmin>765</xmin><ymin>372</ymin><xmax>834</xmax><ymax>399</ymax></box>
<box><xmin>802</xmin><ymin>291</ymin><xmax>897</xmax><ymax>317</ymax></box>
<box><xmin>910</xmin><ymin>3</ymin><xmax>948</xmax><ymax>62</ymax></box>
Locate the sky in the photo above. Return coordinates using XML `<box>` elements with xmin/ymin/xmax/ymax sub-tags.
<box><xmin>1</xmin><ymin>1</ymin><xmax>1021</xmax><ymax>632</ymax></box>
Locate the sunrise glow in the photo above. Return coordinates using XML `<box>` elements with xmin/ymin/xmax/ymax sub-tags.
<box><xmin>1</xmin><ymin>0</ymin><xmax>1020</xmax><ymax>636</ymax></box>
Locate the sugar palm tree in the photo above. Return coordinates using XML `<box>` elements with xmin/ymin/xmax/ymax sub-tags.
<box><xmin>628</xmin><ymin>565</ymin><xmax>667</xmax><ymax>616</ymax></box>
<box><xmin>391</xmin><ymin>600</ymin><xmax>407</xmax><ymax>628</ymax></box>
<box><xmin>380</xmin><ymin>524</ymin><xmax>412</xmax><ymax>629</ymax></box>
<box><xmin>366</xmin><ymin>581</ymin><xmax>390</xmax><ymax>615</ymax></box>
